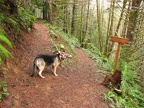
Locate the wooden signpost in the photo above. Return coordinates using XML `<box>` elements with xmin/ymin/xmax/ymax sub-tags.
<box><xmin>102</xmin><ymin>36</ymin><xmax>129</xmax><ymax>89</ymax></box>
<box><xmin>111</xmin><ymin>36</ymin><xmax>129</xmax><ymax>73</ymax></box>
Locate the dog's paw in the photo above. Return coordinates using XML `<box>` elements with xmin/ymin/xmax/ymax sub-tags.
<box><xmin>41</xmin><ymin>76</ymin><xmax>45</xmax><ymax>78</ymax></box>
<box><xmin>40</xmin><ymin>76</ymin><xmax>45</xmax><ymax>78</ymax></box>
<box><xmin>54</xmin><ymin>74</ymin><xmax>58</xmax><ymax>76</ymax></box>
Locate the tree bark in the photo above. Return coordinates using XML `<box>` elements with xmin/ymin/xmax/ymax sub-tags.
<box><xmin>81</xmin><ymin>0</ymin><xmax>90</xmax><ymax>48</ymax></box>
<box><xmin>43</xmin><ymin>1</ymin><xmax>50</xmax><ymax>22</ymax></box>
<box><xmin>71</xmin><ymin>0</ymin><xmax>77</xmax><ymax>35</ymax></box>
<box><xmin>126</xmin><ymin>0</ymin><xmax>142</xmax><ymax>41</ymax></box>
<box><xmin>96</xmin><ymin>0</ymin><xmax>103</xmax><ymax>52</ymax></box>
<box><xmin>50</xmin><ymin>0</ymin><xmax>57</xmax><ymax>25</ymax></box>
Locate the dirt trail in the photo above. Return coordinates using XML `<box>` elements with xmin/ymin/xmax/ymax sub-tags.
<box><xmin>0</xmin><ymin>20</ymin><xmax>109</xmax><ymax>108</ymax></box>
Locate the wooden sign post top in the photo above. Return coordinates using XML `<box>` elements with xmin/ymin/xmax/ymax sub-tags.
<box><xmin>111</xmin><ymin>36</ymin><xmax>129</xmax><ymax>44</ymax></box>
<box><xmin>111</xmin><ymin>36</ymin><xmax>129</xmax><ymax>73</ymax></box>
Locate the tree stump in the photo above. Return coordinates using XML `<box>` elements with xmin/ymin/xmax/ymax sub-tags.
<box><xmin>102</xmin><ymin>69</ymin><xmax>121</xmax><ymax>89</ymax></box>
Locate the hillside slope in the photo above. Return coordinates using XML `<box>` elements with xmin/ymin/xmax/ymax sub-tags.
<box><xmin>0</xmin><ymin>20</ymin><xmax>109</xmax><ymax>108</ymax></box>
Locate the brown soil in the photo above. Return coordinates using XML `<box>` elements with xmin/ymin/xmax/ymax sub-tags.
<box><xmin>0</xmin><ymin>20</ymin><xmax>109</xmax><ymax>108</ymax></box>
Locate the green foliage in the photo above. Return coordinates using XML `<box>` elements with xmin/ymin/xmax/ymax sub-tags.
<box><xmin>0</xmin><ymin>0</ymin><xmax>36</xmax><ymax>63</ymax></box>
<box><xmin>31</xmin><ymin>0</ymin><xmax>46</xmax><ymax>7</ymax></box>
<box><xmin>120</xmin><ymin>60</ymin><xmax>144</xmax><ymax>107</ymax></box>
<box><xmin>18</xmin><ymin>7</ymin><xmax>36</xmax><ymax>31</ymax></box>
<box><xmin>81</xmin><ymin>43</ymin><xmax>114</xmax><ymax>71</ymax></box>
<box><xmin>0</xmin><ymin>13</ymin><xmax>5</xmax><ymax>22</ymax></box>
<box><xmin>104</xmin><ymin>58</ymin><xmax>144</xmax><ymax>108</ymax></box>
<box><xmin>0</xmin><ymin>32</ymin><xmax>12</xmax><ymax>62</ymax></box>
<box><xmin>44</xmin><ymin>20</ymin><xmax>79</xmax><ymax>52</ymax></box>
<box><xmin>85</xmin><ymin>43</ymin><xmax>102</xmax><ymax>57</ymax></box>
<box><xmin>4</xmin><ymin>16</ymin><xmax>21</xmax><ymax>33</ymax></box>
<box><xmin>0</xmin><ymin>81</ymin><xmax>10</xmax><ymax>99</ymax></box>
<box><xmin>81</xmin><ymin>42</ymin><xmax>144</xmax><ymax>108</ymax></box>
<box><xmin>0</xmin><ymin>1</ymin><xmax>36</xmax><ymax>35</ymax></box>
<box><xmin>0</xmin><ymin>33</ymin><xmax>12</xmax><ymax>47</ymax></box>
<box><xmin>0</xmin><ymin>1</ymin><xmax>20</xmax><ymax>34</ymax></box>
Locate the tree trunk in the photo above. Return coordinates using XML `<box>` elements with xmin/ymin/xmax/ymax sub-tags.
<box><xmin>50</xmin><ymin>0</ymin><xmax>57</xmax><ymax>25</ymax></box>
<box><xmin>43</xmin><ymin>1</ymin><xmax>50</xmax><ymax>22</ymax></box>
<box><xmin>96</xmin><ymin>0</ymin><xmax>103</xmax><ymax>52</ymax></box>
<box><xmin>81</xmin><ymin>0</ymin><xmax>90</xmax><ymax>48</ymax></box>
<box><xmin>114</xmin><ymin>0</ymin><xmax>128</xmax><ymax>37</ymax></box>
<box><xmin>126</xmin><ymin>0</ymin><xmax>142</xmax><ymax>41</ymax></box>
<box><xmin>71</xmin><ymin>0</ymin><xmax>77</xmax><ymax>35</ymax></box>
<box><xmin>80</xmin><ymin>1</ymin><xmax>84</xmax><ymax>44</ymax></box>
<box><xmin>104</xmin><ymin>0</ymin><xmax>116</xmax><ymax>57</ymax></box>
<box><xmin>63</xmin><ymin>6</ymin><xmax>68</xmax><ymax>33</ymax></box>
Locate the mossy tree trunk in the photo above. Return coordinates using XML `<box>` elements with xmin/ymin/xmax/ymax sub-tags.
<box><xmin>121</xmin><ymin>0</ymin><xmax>144</xmax><ymax>90</ymax></box>
<box><xmin>50</xmin><ymin>0</ymin><xmax>57</xmax><ymax>25</ymax></box>
<box><xmin>126</xmin><ymin>0</ymin><xmax>142</xmax><ymax>41</ymax></box>
<box><xmin>71</xmin><ymin>0</ymin><xmax>77</xmax><ymax>35</ymax></box>
<box><xmin>81</xmin><ymin>0</ymin><xmax>90</xmax><ymax>48</ymax></box>
<box><xmin>43</xmin><ymin>1</ymin><xmax>50</xmax><ymax>22</ymax></box>
<box><xmin>96</xmin><ymin>0</ymin><xmax>103</xmax><ymax>52</ymax></box>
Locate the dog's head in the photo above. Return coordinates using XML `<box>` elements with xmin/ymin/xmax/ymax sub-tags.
<box><xmin>58</xmin><ymin>51</ymin><xmax>72</xmax><ymax>60</ymax></box>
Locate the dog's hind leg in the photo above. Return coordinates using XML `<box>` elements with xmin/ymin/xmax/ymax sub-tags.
<box><xmin>38</xmin><ymin>70</ymin><xmax>45</xmax><ymax>78</ymax></box>
<box><xmin>35</xmin><ymin>58</ymin><xmax>46</xmax><ymax>78</ymax></box>
<box><xmin>38</xmin><ymin>66</ymin><xmax>45</xmax><ymax>78</ymax></box>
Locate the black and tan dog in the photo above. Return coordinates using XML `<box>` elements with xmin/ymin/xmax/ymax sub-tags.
<box><xmin>31</xmin><ymin>51</ymin><xmax>72</xmax><ymax>78</ymax></box>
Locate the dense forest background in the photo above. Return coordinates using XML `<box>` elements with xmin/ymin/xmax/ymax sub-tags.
<box><xmin>0</xmin><ymin>0</ymin><xmax>144</xmax><ymax>107</ymax></box>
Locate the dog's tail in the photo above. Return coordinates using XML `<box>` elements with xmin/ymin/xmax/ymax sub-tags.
<box><xmin>31</xmin><ymin>62</ymin><xmax>37</xmax><ymax>77</ymax></box>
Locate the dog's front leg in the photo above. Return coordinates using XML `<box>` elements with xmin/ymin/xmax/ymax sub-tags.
<box><xmin>52</xmin><ymin>63</ymin><xmax>59</xmax><ymax>76</ymax></box>
<box><xmin>53</xmin><ymin>66</ymin><xmax>58</xmax><ymax>76</ymax></box>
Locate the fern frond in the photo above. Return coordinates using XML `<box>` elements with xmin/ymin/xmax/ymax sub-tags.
<box><xmin>5</xmin><ymin>17</ymin><xmax>21</xmax><ymax>33</ymax></box>
<box><xmin>18</xmin><ymin>7</ymin><xmax>36</xmax><ymax>30</ymax></box>
<box><xmin>0</xmin><ymin>43</ymin><xmax>11</xmax><ymax>58</ymax></box>
<box><xmin>0</xmin><ymin>33</ymin><xmax>12</xmax><ymax>47</ymax></box>
<box><xmin>0</xmin><ymin>0</ymin><xmax>8</xmax><ymax>11</ymax></box>
<box><xmin>0</xmin><ymin>13</ymin><xmax>5</xmax><ymax>22</ymax></box>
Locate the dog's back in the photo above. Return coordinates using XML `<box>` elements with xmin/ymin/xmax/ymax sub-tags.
<box><xmin>35</xmin><ymin>53</ymin><xmax>60</xmax><ymax>65</ymax></box>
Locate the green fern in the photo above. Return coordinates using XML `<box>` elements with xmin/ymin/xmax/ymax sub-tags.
<box><xmin>0</xmin><ymin>44</ymin><xmax>11</xmax><ymax>57</ymax></box>
<box><xmin>44</xmin><ymin>21</ymin><xmax>78</xmax><ymax>53</ymax></box>
<box><xmin>18</xmin><ymin>7</ymin><xmax>36</xmax><ymax>31</ymax></box>
<box><xmin>0</xmin><ymin>13</ymin><xmax>5</xmax><ymax>22</ymax></box>
<box><xmin>0</xmin><ymin>33</ymin><xmax>12</xmax><ymax>47</ymax></box>
<box><xmin>0</xmin><ymin>81</ymin><xmax>10</xmax><ymax>100</ymax></box>
<box><xmin>5</xmin><ymin>17</ymin><xmax>21</xmax><ymax>33</ymax></box>
<box><xmin>105</xmin><ymin>59</ymin><xmax>144</xmax><ymax>108</ymax></box>
<box><xmin>0</xmin><ymin>33</ymin><xmax>12</xmax><ymax>61</ymax></box>
<box><xmin>82</xmin><ymin>42</ymin><xmax>144</xmax><ymax>108</ymax></box>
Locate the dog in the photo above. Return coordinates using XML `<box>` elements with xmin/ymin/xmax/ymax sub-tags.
<box><xmin>31</xmin><ymin>51</ymin><xmax>72</xmax><ymax>78</ymax></box>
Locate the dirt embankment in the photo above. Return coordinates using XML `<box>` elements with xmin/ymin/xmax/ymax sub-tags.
<box><xmin>0</xmin><ymin>20</ymin><xmax>109</xmax><ymax>108</ymax></box>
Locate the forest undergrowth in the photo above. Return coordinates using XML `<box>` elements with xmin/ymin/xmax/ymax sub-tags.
<box><xmin>82</xmin><ymin>44</ymin><xmax>144</xmax><ymax>108</ymax></box>
<box><xmin>0</xmin><ymin>0</ymin><xmax>144</xmax><ymax>107</ymax></box>
<box><xmin>42</xmin><ymin>20</ymin><xmax>144</xmax><ymax>108</ymax></box>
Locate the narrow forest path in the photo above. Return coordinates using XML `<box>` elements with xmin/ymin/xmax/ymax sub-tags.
<box><xmin>0</xmin><ymin>20</ymin><xmax>109</xmax><ymax>108</ymax></box>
